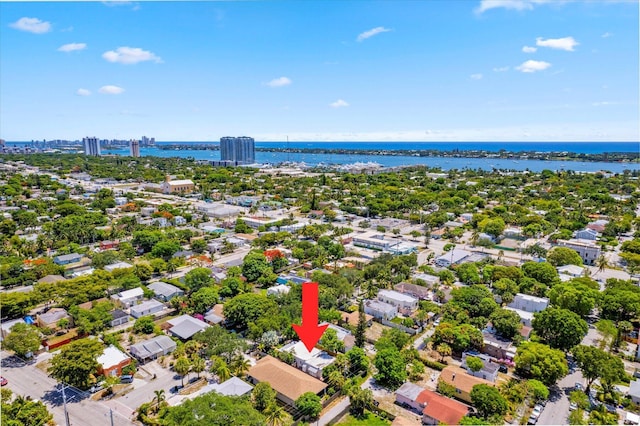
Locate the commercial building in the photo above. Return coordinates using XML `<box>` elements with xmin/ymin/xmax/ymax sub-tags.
<box><xmin>435</xmin><ymin>249</ymin><xmax>472</xmax><ymax>267</ymax></box>
<box><xmin>352</xmin><ymin>231</ymin><xmax>418</xmax><ymax>255</ymax></box>
<box><xmin>129</xmin><ymin>139</ymin><xmax>140</xmax><ymax>157</ymax></box>
<box><xmin>83</xmin><ymin>137</ymin><xmax>101</xmax><ymax>156</ymax></box>
<box><xmin>161</xmin><ymin>175</ymin><xmax>195</xmax><ymax>195</ymax></box>
<box><xmin>556</xmin><ymin>239</ymin><xmax>601</xmax><ymax>265</ymax></box>
<box><xmin>220</xmin><ymin>136</ymin><xmax>255</xmax><ymax>164</ymax></box>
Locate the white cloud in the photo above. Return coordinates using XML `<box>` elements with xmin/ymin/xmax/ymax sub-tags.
<box><xmin>357</xmin><ymin>26</ymin><xmax>391</xmax><ymax>42</ymax></box>
<box><xmin>522</xmin><ymin>46</ymin><xmax>537</xmax><ymax>53</ymax></box>
<box><xmin>475</xmin><ymin>0</ymin><xmax>554</xmax><ymax>14</ymax></box>
<box><xmin>592</xmin><ymin>101</ymin><xmax>618</xmax><ymax>107</ymax></box>
<box><xmin>516</xmin><ymin>60</ymin><xmax>551</xmax><ymax>73</ymax></box>
<box><xmin>266</xmin><ymin>77</ymin><xmax>292</xmax><ymax>88</ymax></box>
<box><xmin>470</xmin><ymin>73</ymin><xmax>483</xmax><ymax>80</ymax></box>
<box><xmin>493</xmin><ymin>66</ymin><xmax>510</xmax><ymax>72</ymax></box>
<box><xmin>76</xmin><ymin>88</ymin><xmax>91</xmax><ymax>96</ymax></box>
<box><xmin>9</xmin><ymin>17</ymin><xmax>52</xmax><ymax>34</ymax></box>
<box><xmin>330</xmin><ymin>99</ymin><xmax>349</xmax><ymax>108</ymax></box>
<box><xmin>536</xmin><ymin>36</ymin><xmax>579</xmax><ymax>51</ymax></box>
<box><xmin>102</xmin><ymin>47</ymin><xmax>162</xmax><ymax>64</ymax></box>
<box><xmin>601</xmin><ymin>32</ymin><xmax>612</xmax><ymax>38</ymax></box>
<box><xmin>99</xmin><ymin>85</ymin><xmax>125</xmax><ymax>95</ymax></box>
<box><xmin>58</xmin><ymin>43</ymin><xmax>87</xmax><ymax>52</ymax></box>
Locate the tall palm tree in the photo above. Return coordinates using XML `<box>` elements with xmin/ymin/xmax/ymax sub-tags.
<box><xmin>264</xmin><ymin>403</ymin><xmax>287</xmax><ymax>426</ymax></box>
<box><xmin>191</xmin><ymin>356</ymin><xmax>205</xmax><ymax>379</ymax></box>
<box><xmin>327</xmin><ymin>370</ymin><xmax>345</xmax><ymax>392</ymax></box>
<box><xmin>596</xmin><ymin>254</ymin><xmax>608</xmax><ymax>275</ymax></box>
<box><xmin>217</xmin><ymin>363</ymin><xmax>231</xmax><ymax>383</ymax></box>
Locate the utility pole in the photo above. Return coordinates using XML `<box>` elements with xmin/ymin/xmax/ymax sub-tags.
<box><xmin>61</xmin><ymin>384</ymin><xmax>71</xmax><ymax>426</ymax></box>
<box><xmin>109</xmin><ymin>408</ymin><xmax>115</xmax><ymax>426</ymax></box>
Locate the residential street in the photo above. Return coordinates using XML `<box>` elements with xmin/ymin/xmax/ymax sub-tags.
<box><xmin>535</xmin><ymin>369</ymin><xmax>584</xmax><ymax>426</ymax></box>
<box><xmin>0</xmin><ymin>351</ymin><xmax>134</xmax><ymax>426</ymax></box>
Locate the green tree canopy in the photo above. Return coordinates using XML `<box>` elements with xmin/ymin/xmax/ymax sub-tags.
<box><xmin>532</xmin><ymin>307</ymin><xmax>588</xmax><ymax>351</ymax></box>
<box><xmin>159</xmin><ymin>390</ymin><xmax>265</xmax><ymax>425</ymax></box>
<box><xmin>251</xmin><ymin>382</ymin><xmax>277</xmax><ymax>412</ymax></box>
<box><xmin>548</xmin><ymin>278</ymin><xmax>600</xmax><ymax>317</ymax></box>
<box><xmin>546</xmin><ymin>247</ymin><xmax>583</xmax><ymax>267</ymax></box>
<box><xmin>3</xmin><ymin>323</ymin><xmax>41</xmax><ymax>358</ymax></box>
<box><xmin>184</xmin><ymin>267</ymin><xmax>214</xmax><ymax>291</ymax></box>
<box><xmin>223</xmin><ymin>293</ymin><xmax>278</xmax><ymax>330</ymax></box>
<box><xmin>470</xmin><ymin>384</ymin><xmax>508</xmax><ymax>419</ymax></box>
<box><xmin>48</xmin><ymin>338</ymin><xmax>104</xmax><ymax>389</ymax></box>
<box><xmin>514</xmin><ymin>342</ymin><xmax>568</xmax><ymax>386</ymax></box>
<box><xmin>489</xmin><ymin>308</ymin><xmax>522</xmax><ymax>340</ymax></box>
<box><xmin>573</xmin><ymin>345</ymin><xmax>626</xmax><ymax>392</ymax></box>
<box><xmin>295</xmin><ymin>392</ymin><xmax>322</xmax><ymax>419</ymax></box>
<box><xmin>374</xmin><ymin>347</ymin><xmax>407</xmax><ymax>389</ymax></box>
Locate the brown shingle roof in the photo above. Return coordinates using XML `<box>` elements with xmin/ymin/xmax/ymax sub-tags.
<box><xmin>439</xmin><ymin>366</ymin><xmax>495</xmax><ymax>395</ymax></box>
<box><xmin>247</xmin><ymin>355</ymin><xmax>327</xmax><ymax>402</ymax></box>
<box><xmin>417</xmin><ymin>390</ymin><xmax>470</xmax><ymax>425</ymax></box>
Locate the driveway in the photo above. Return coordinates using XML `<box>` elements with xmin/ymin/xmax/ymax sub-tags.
<box><xmin>0</xmin><ymin>351</ymin><xmax>134</xmax><ymax>425</ymax></box>
<box><xmin>115</xmin><ymin>365</ymin><xmax>183</xmax><ymax>413</ymax></box>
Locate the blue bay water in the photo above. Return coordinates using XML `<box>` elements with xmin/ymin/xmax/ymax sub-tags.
<box><xmin>99</xmin><ymin>141</ymin><xmax>638</xmax><ymax>173</ymax></box>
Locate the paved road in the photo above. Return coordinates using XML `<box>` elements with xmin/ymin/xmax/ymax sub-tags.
<box><xmin>314</xmin><ymin>396</ymin><xmax>351</xmax><ymax>426</ymax></box>
<box><xmin>413</xmin><ymin>326</ymin><xmax>436</xmax><ymax>350</ymax></box>
<box><xmin>535</xmin><ymin>368</ymin><xmax>584</xmax><ymax>425</ymax></box>
<box><xmin>1</xmin><ymin>351</ymin><xmax>134</xmax><ymax>426</ymax></box>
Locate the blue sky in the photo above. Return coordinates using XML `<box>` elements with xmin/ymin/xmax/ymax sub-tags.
<box><xmin>1</xmin><ymin>0</ymin><xmax>638</xmax><ymax>142</ymax></box>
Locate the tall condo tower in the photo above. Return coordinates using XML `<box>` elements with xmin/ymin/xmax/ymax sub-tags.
<box><xmin>83</xmin><ymin>137</ymin><xmax>101</xmax><ymax>156</ymax></box>
<box><xmin>219</xmin><ymin>136</ymin><xmax>255</xmax><ymax>164</ymax></box>
<box><xmin>129</xmin><ymin>139</ymin><xmax>140</xmax><ymax>157</ymax></box>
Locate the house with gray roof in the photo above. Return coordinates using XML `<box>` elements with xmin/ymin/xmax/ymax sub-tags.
<box><xmin>130</xmin><ymin>299</ymin><xmax>165</xmax><ymax>319</ymax></box>
<box><xmin>147</xmin><ymin>282</ymin><xmax>184</xmax><ymax>302</ymax></box>
<box><xmin>166</xmin><ymin>315</ymin><xmax>209</xmax><ymax>340</ymax></box>
<box><xmin>53</xmin><ymin>253</ymin><xmax>82</xmax><ymax>265</ymax></box>
<box><xmin>364</xmin><ymin>299</ymin><xmax>398</xmax><ymax>321</ymax></box>
<box><xmin>129</xmin><ymin>335</ymin><xmax>177</xmax><ymax>362</ymax></box>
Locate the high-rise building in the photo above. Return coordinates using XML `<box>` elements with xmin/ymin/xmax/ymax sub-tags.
<box><xmin>130</xmin><ymin>139</ymin><xmax>140</xmax><ymax>157</ymax></box>
<box><xmin>83</xmin><ymin>137</ymin><xmax>101</xmax><ymax>156</ymax></box>
<box><xmin>220</xmin><ymin>136</ymin><xmax>255</xmax><ymax>164</ymax></box>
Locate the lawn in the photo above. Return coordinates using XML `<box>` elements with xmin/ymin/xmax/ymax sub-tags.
<box><xmin>337</xmin><ymin>412</ymin><xmax>390</xmax><ymax>425</ymax></box>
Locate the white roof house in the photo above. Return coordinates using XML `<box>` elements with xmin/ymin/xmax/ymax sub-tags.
<box><xmin>435</xmin><ymin>249</ymin><xmax>472</xmax><ymax>267</ymax></box>
<box><xmin>507</xmin><ymin>293</ymin><xmax>549</xmax><ymax>313</ymax></box>
<box><xmin>557</xmin><ymin>264</ymin><xmax>585</xmax><ymax>278</ymax></box>
<box><xmin>364</xmin><ymin>300</ymin><xmax>398</xmax><ymax>320</ymax></box>
<box><xmin>97</xmin><ymin>345</ymin><xmax>130</xmax><ymax>370</ymax></box>
<box><xmin>377</xmin><ymin>289</ymin><xmax>418</xmax><ymax>313</ymax></box>
<box><xmin>110</xmin><ymin>287</ymin><xmax>144</xmax><ymax>307</ymax></box>
<box><xmin>280</xmin><ymin>341</ymin><xmax>335</xmax><ymax>379</ymax></box>
<box><xmin>104</xmin><ymin>262</ymin><xmax>133</xmax><ymax>272</ymax></box>
<box><xmin>129</xmin><ymin>299</ymin><xmax>165</xmax><ymax>319</ymax></box>
<box><xmin>267</xmin><ymin>285</ymin><xmax>291</xmax><ymax>296</ymax></box>
<box><xmin>147</xmin><ymin>282</ymin><xmax>184</xmax><ymax>301</ymax></box>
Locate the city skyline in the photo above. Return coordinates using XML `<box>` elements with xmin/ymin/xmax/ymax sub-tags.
<box><xmin>1</xmin><ymin>1</ymin><xmax>638</xmax><ymax>142</ymax></box>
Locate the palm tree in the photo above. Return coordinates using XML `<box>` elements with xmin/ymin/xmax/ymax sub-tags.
<box><xmin>232</xmin><ymin>356</ymin><xmax>251</xmax><ymax>377</ymax></box>
<box><xmin>264</xmin><ymin>403</ymin><xmax>287</xmax><ymax>426</ymax></box>
<box><xmin>191</xmin><ymin>356</ymin><xmax>205</xmax><ymax>379</ymax></box>
<box><xmin>153</xmin><ymin>389</ymin><xmax>166</xmax><ymax>413</ymax></box>
<box><xmin>596</xmin><ymin>254</ymin><xmax>608</xmax><ymax>275</ymax></box>
<box><xmin>327</xmin><ymin>370</ymin><xmax>345</xmax><ymax>392</ymax></box>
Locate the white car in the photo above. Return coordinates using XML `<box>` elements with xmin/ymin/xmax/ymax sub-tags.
<box><xmin>532</xmin><ymin>405</ymin><xmax>543</xmax><ymax>418</ymax></box>
<box><xmin>569</xmin><ymin>402</ymin><xmax>578</xmax><ymax>411</ymax></box>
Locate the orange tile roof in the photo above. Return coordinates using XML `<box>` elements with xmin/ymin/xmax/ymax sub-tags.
<box><xmin>247</xmin><ymin>355</ymin><xmax>327</xmax><ymax>402</ymax></box>
<box><xmin>417</xmin><ymin>390</ymin><xmax>470</xmax><ymax>425</ymax></box>
<box><xmin>439</xmin><ymin>366</ymin><xmax>495</xmax><ymax>395</ymax></box>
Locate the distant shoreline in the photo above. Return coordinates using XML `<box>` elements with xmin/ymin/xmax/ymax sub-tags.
<box><xmin>144</xmin><ymin>144</ymin><xmax>639</xmax><ymax>163</ymax></box>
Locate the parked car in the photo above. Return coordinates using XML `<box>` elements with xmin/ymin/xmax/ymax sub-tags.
<box><xmin>575</xmin><ymin>382</ymin><xmax>584</xmax><ymax>391</ymax></box>
<box><xmin>0</xmin><ymin>377</ymin><xmax>7</xmax><ymax>386</ymax></box>
<box><xmin>527</xmin><ymin>414</ymin><xmax>538</xmax><ymax>425</ymax></box>
<box><xmin>532</xmin><ymin>405</ymin><xmax>543</xmax><ymax>418</ymax></box>
<box><xmin>119</xmin><ymin>375</ymin><xmax>134</xmax><ymax>384</ymax></box>
<box><xmin>569</xmin><ymin>402</ymin><xmax>578</xmax><ymax>411</ymax></box>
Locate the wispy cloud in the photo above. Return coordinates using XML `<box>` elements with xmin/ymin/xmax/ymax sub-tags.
<box><xmin>9</xmin><ymin>17</ymin><xmax>52</xmax><ymax>34</ymax></box>
<box><xmin>357</xmin><ymin>26</ymin><xmax>391</xmax><ymax>42</ymax></box>
<box><xmin>102</xmin><ymin>47</ymin><xmax>162</xmax><ymax>64</ymax></box>
<box><xmin>266</xmin><ymin>77</ymin><xmax>292</xmax><ymax>88</ymax></box>
<box><xmin>601</xmin><ymin>32</ymin><xmax>612</xmax><ymax>38</ymax></box>
<box><xmin>522</xmin><ymin>46</ymin><xmax>537</xmax><ymax>53</ymax></box>
<box><xmin>592</xmin><ymin>101</ymin><xmax>619</xmax><ymax>107</ymax></box>
<box><xmin>58</xmin><ymin>43</ymin><xmax>87</xmax><ymax>52</ymax></box>
<box><xmin>493</xmin><ymin>66</ymin><xmax>510</xmax><ymax>72</ymax></box>
<box><xmin>99</xmin><ymin>85</ymin><xmax>125</xmax><ymax>95</ymax></box>
<box><xmin>330</xmin><ymin>99</ymin><xmax>349</xmax><ymax>108</ymax></box>
<box><xmin>470</xmin><ymin>73</ymin><xmax>483</xmax><ymax>80</ymax></box>
<box><xmin>475</xmin><ymin>0</ymin><xmax>554</xmax><ymax>14</ymax></box>
<box><xmin>76</xmin><ymin>88</ymin><xmax>91</xmax><ymax>96</ymax></box>
<box><xmin>536</xmin><ymin>36</ymin><xmax>579</xmax><ymax>51</ymax></box>
<box><xmin>516</xmin><ymin>60</ymin><xmax>551</xmax><ymax>73</ymax></box>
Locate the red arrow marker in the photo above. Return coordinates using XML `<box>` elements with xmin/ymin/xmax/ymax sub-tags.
<box><xmin>292</xmin><ymin>282</ymin><xmax>328</xmax><ymax>352</ymax></box>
